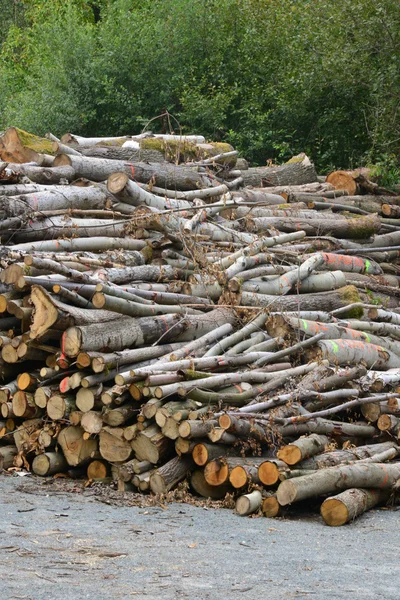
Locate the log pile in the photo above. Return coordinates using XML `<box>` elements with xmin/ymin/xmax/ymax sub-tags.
<box><xmin>1</xmin><ymin>127</ymin><xmax>400</xmax><ymax>526</ymax></box>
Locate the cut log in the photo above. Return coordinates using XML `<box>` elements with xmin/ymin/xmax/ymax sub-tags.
<box><xmin>236</xmin><ymin>490</ymin><xmax>263</xmax><ymax>516</ymax></box>
<box><xmin>149</xmin><ymin>455</ymin><xmax>194</xmax><ymax>494</ymax></box>
<box><xmin>54</xmin><ymin>154</ymin><xmax>210</xmax><ymax>190</ymax></box>
<box><xmin>32</xmin><ymin>451</ymin><xmax>68</xmax><ymax>476</ymax></box>
<box><xmin>277</xmin><ymin>462</ymin><xmax>400</xmax><ymax>505</ymax></box>
<box><xmin>0</xmin><ymin>445</ymin><xmax>18</xmax><ymax>469</ymax></box>
<box><xmin>99</xmin><ymin>427</ymin><xmax>132</xmax><ymax>463</ymax></box>
<box><xmin>130</xmin><ymin>425</ymin><xmax>171</xmax><ymax>464</ymax></box>
<box><xmin>240</xmin><ymin>154</ymin><xmax>317</xmax><ymax>187</ymax></box>
<box><xmin>57</xmin><ymin>426</ymin><xmax>98</xmax><ymax>466</ymax></box>
<box><xmin>0</xmin><ymin>127</ymin><xmax>54</xmax><ymax>163</ymax></box>
<box><xmin>320</xmin><ymin>488</ymin><xmax>390</xmax><ymax>526</ymax></box>
<box><xmin>190</xmin><ymin>470</ymin><xmax>230</xmax><ymax>499</ymax></box>
<box><xmin>87</xmin><ymin>460</ymin><xmax>109</xmax><ymax>480</ymax></box>
<box><xmin>261</xmin><ymin>494</ymin><xmax>281</xmax><ymax>518</ymax></box>
<box><xmin>277</xmin><ymin>434</ymin><xmax>329</xmax><ymax>466</ymax></box>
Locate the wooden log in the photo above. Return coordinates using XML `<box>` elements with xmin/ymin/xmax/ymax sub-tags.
<box><xmin>54</xmin><ymin>154</ymin><xmax>209</xmax><ymax>189</ymax></box>
<box><xmin>79</xmin><ymin>410</ymin><xmax>104</xmax><ymax>435</ymax></box>
<box><xmin>29</xmin><ymin>285</ymin><xmax>123</xmax><ymax>340</ymax></box>
<box><xmin>261</xmin><ymin>494</ymin><xmax>281</xmax><ymax>518</ymax></box>
<box><xmin>239</xmin><ymin>285</ymin><xmax>362</xmax><ymax>313</ymax></box>
<box><xmin>229</xmin><ymin>464</ymin><xmax>261</xmax><ymax>489</ymax></box>
<box><xmin>0</xmin><ymin>127</ymin><xmax>54</xmax><ymax>163</ymax></box>
<box><xmin>320</xmin><ymin>488</ymin><xmax>391</xmax><ymax>526</ymax></box>
<box><xmin>87</xmin><ymin>460</ymin><xmax>109</xmax><ymax>480</ymax></box>
<box><xmin>240</xmin><ymin>154</ymin><xmax>317</xmax><ymax>187</ymax></box>
<box><xmin>277</xmin><ymin>462</ymin><xmax>400</xmax><ymax>506</ymax></box>
<box><xmin>99</xmin><ymin>426</ymin><xmax>132</xmax><ymax>462</ymax></box>
<box><xmin>236</xmin><ymin>490</ymin><xmax>263</xmax><ymax>516</ymax></box>
<box><xmin>12</xmin><ymin>391</ymin><xmax>42</xmax><ymax>419</ymax></box>
<box><xmin>178</xmin><ymin>420</ymin><xmax>218</xmax><ymax>439</ymax></box>
<box><xmin>277</xmin><ymin>434</ymin><xmax>329</xmax><ymax>466</ymax></box>
<box><xmin>130</xmin><ymin>425</ymin><xmax>171</xmax><ymax>464</ymax></box>
<box><xmin>102</xmin><ymin>405</ymin><xmax>138</xmax><ymax>427</ymax></box>
<box><xmin>32</xmin><ymin>451</ymin><xmax>68</xmax><ymax>476</ymax></box>
<box><xmin>307</xmin><ymin>339</ymin><xmax>400</xmax><ymax>369</ymax></box>
<box><xmin>57</xmin><ymin>426</ymin><xmax>98</xmax><ymax>466</ymax></box>
<box><xmin>47</xmin><ymin>395</ymin><xmax>76</xmax><ymax>421</ymax></box>
<box><xmin>190</xmin><ymin>470</ymin><xmax>230</xmax><ymax>499</ymax></box>
<box><xmin>62</xmin><ymin>313</ymin><xmax>187</xmax><ymax>357</ymax></box>
<box><xmin>298</xmin><ymin>441</ymin><xmax>399</xmax><ymax>470</ymax></box>
<box><xmin>326</xmin><ymin>170</ymin><xmax>361</xmax><ymax>195</ymax></box>
<box><xmin>0</xmin><ymin>445</ymin><xmax>18</xmax><ymax>469</ymax></box>
<box><xmin>192</xmin><ymin>443</ymin><xmax>234</xmax><ymax>467</ymax></box>
<box><xmin>76</xmin><ymin>386</ymin><xmax>103</xmax><ymax>412</ymax></box>
<box><xmin>149</xmin><ymin>455</ymin><xmax>194</xmax><ymax>494</ymax></box>
<box><xmin>258</xmin><ymin>459</ymin><xmax>291</xmax><ymax>486</ymax></box>
<box><xmin>34</xmin><ymin>386</ymin><xmax>57</xmax><ymax>409</ymax></box>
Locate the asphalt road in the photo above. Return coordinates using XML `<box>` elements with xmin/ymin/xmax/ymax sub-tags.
<box><xmin>0</xmin><ymin>474</ymin><xmax>398</xmax><ymax>600</ymax></box>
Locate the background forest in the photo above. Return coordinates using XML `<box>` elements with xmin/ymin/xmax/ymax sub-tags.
<box><xmin>0</xmin><ymin>0</ymin><xmax>399</xmax><ymax>175</ymax></box>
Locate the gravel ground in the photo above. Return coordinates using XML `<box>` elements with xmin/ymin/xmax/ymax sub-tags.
<box><xmin>0</xmin><ymin>474</ymin><xmax>398</xmax><ymax>600</ymax></box>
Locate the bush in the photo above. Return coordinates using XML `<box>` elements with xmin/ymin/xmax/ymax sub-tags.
<box><xmin>0</xmin><ymin>0</ymin><xmax>399</xmax><ymax>174</ymax></box>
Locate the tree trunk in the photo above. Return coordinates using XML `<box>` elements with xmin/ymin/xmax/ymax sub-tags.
<box><xmin>277</xmin><ymin>462</ymin><xmax>400</xmax><ymax>506</ymax></box>
<box><xmin>190</xmin><ymin>470</ymin><xmax>230</xmax><ymax>499</ymax></box>
<box><xmin>29</xmin><ymin>285</ymin><xmax>123</xmax><ymax>340</ymax></box>
<box><xmin>240</xmin><ymin>154</ymin><xmax>317</xmax><ymax>187</ymax></box>
<box><xmin>54</xmin><ymin>154</ymin><xmax>210</xmax><ymax>190</ymax></box>
<box><xmin>47</xmin><ymin>395</ymin><xmax>76</xmax><ymax>421</ymax></box>
<box><xmin>235</xmin><ymin>490</ymin><xmax>263</xmax><ymax>516</ymax></box>
<box><xmin>130</xmin><ymin>425</ymin><xmax>171</xmax><ymax>464</ymax></box>
<box><xmin>239</xmin><ymin>285</ymin><xmax>361</xmax><ymax>312</ymax></box>
<box><xmin>57</xmin><ymin>426</ymin><xmax>98</xmax><ymax>466</ymax></box>
<box><xmin>0</xmin><ymin>187</ymin><xmax>109</xmax><ymax>217</ymax></box>
<box><xmin>32</xmin><ymin>451</ymin><xmax>68</xmax><ymax>476</ymax></box>
<box><xmin>99</xmin><ymin>426</ymin><xmax>132</xmax><ymax>462</ymax></box>
<box><xmin>277</xmin><ymin>434</ymin><xmax>329</xmax><ymax>466</ymax></box>
<box><xmin>0</xmin><ymin>445</ymin><xmax>18</xmax><ymax>469</ymax></box>
<box><xmin>247</xmin><ymin>215</ymin><xmax>381</xmax><ymax>239</ymax></box>
<box><xmin>298</xmin><ymin>441</ymin><xmax>398</xmax><ymax>470</ymax></box>
<box><xmin>149</xmin><ymin>455</ymin><xmax>194</xmax><ymax>494</ymax></box>
<box><xmin>192</xmin><ymin>443</ymin><xmax>236</xmax><ymax>467</ymax></box>
<box><xmin>10</xmin><ymin>237</ymin><xmax>147</xmax><ymax>253</ymax></box>
<box><xmin>307</xmin><ymin>339</ymin><xmax>400</xmax><ymax>369</ymax></box>
<box><xmin>320</xmin><ymin>488</ymin><xmax>390</xmax><ymax>526</ymax></box>
<box><xmin>0</xmin><ymin>127</ymin><xmax>54</xmax><ymax>163</ymax></box>
<box><xmin>62</xmin><ymin>312</ymin><xmax>186</xmax><ymax>357</ymax></box>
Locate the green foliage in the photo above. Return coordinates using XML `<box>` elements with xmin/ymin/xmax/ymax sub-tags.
<box><xmin>0</xmin><ymin>0</ymin><xmax>399</xmax><ymax>177</ymax></box>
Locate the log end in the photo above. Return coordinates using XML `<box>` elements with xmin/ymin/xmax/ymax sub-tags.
<box><xmin>229</xmin><ymin>465</ymin><xmax>248</xmax><ymax>489</ymax></box>
<box><xmin>320</xmin><ymin>497</ymin><xmax>349</xmax><ymax>527</ymax></box>
<box><xmin>277</xmin><ymin>445</ymin><xmax>302</xmax><ymax>466</ymax></box>
<box><xmin>204</xmin><ymin>459</ymin><xmax>229</xmax><ymax>486</ymax></box>
<box><xmin>276</xmin><ymin>480</ymin><xmax>297</xmax><ymax>506</ymax></box>
<box><xmin>258</xmin><ymin>461</ymin><xmax>279</xmax><ymax>486</ymax></box>
<box><xmin>261</xmin><ymin>496</ymin><xmax>280</xmax><ymax>518</ymax></box>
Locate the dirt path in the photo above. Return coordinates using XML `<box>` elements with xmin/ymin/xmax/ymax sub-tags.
<box><xmin>0</xmin><ymin>474</ymin><xmax>398</xmax><ymax>600</ymax></box>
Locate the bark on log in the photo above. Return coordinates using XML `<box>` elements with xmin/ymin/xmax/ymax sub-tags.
<box><xmin>190</xmin><ymin>470</ymin><xmax>230</xmax><ymax>499</ymax></box>
<box><xmin>240</xmin><ymin>155</ymin><xmax>317</xmax><ymax>187</ymax></box>
<box><xmin>320</xmin><ymin>488</ymin><xmax>391</xmax><ymax>526</ymax></box>
<box><xmin>32</xmin><ymin>451</ymin><xmax>68</xmax><ymax>476</ymax></box>
<box><xmin>149</xmin><ymin>455</ymin><xmax>194</xmax><ymax>494</ymax></box>
<box><xmin>99</xmin><ymin>427</ymin><xmax>132</xmax><ymax>462</ymax></box>
<box><xmin>54</xmin><ymin>154</ymin><xmax>210</xmax><ymax>190</ymax></box>
<box><xmin>236</xmin><ymin>490</ymin><xmax>263</xmax><ymax>516</ymax></box>
<box><xmin>277</xmin><ymin>434</ymin><xmax>329</xmax><ymax>466</ymax></box>
<box><xmin>298</xmin><ymin>441</ymin><xmax>399</xmax><ymax>470</ymax></box>
<box><xmin>277</xmin><ymin>462</ymin><xmax>400</xmax><ymax>506</ymax></box>
<box><xmin>57</xmin><ymin>426</ymin><xmax>98</xmax><ymax>466</ymax></box>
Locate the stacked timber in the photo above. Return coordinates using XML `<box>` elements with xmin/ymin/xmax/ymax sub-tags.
<box><xmin>1</xmin><ymin>127</ymin><xmax>400</xmax><ymax>526</ymax></box>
